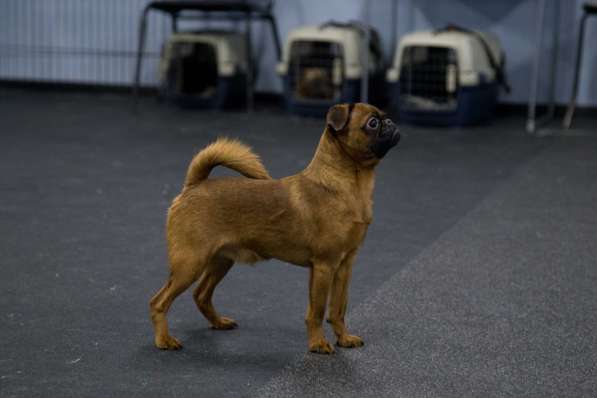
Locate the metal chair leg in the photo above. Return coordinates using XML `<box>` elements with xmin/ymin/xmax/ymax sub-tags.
<box><xmin>171</xmin><ymin>12</ymin><xmax>179</xmax><ymax>33</ymax></box>
<box><xmin>266</xmin><ymin>15</ymin><xmax>282</xmax><ymax>61</ymax></box>
<box><xmin>563</xmin><ymin>12</ymin><xmax>589</xmax><ymax>129</ymax></box>
<box><xmin>526</xmin><ymin>0</ymin><xmax>547</xmax><ymax>134</ymax></box>
<box><xmin>546</xmin><ymin>0</ymin><xmax>561</xmax><ymax>120</ymax></box>
<box><xmin>133</xmin><ymin>5</ymin><xmax>151</xmax><ymax>104</ymax></box>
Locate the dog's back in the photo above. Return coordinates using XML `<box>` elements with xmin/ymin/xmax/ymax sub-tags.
<box><xmin>168</xmin><ymin>175</ymin><xmax>319</xmax><ymax>266</ymax></box>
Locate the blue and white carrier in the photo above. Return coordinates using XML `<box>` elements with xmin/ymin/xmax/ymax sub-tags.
<box><xmin>387</xmin><ymin>27</ymin><xmax>509</xmax><ymax>126</ymax></box>
<box><xmin>277</xmin><ymin>22</ymin><xmax>386</xmax><ymax>117</ymax></box>
<box><xmin>159</xmin><ymin>30</ymin><xmax>247</xmax><ymax>109</ymax></box>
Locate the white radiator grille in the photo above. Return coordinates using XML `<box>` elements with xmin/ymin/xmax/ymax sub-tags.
<box><xmin>0</xmin><ymin>0</ymin><xmax>171</xmax><ymax>86</ymax></box>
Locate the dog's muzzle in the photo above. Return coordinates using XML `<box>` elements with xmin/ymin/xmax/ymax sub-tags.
<box><xmin>370</xmin><ymin>118</ymin><xmax>400</xmax><ymax>158</ymax></box>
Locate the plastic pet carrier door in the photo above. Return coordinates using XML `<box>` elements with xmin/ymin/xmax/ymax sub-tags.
<box><xmin>289</xmin><ymin>40</ymin><xmax>344</xmax><ymax>102</ymax></box>
<box><xmin>159</xmin><ymin>31</ymin><xmax>247</xmax><ymax>108</ymax></box>
<box><xmin>387</xmin><ymin>27</ymin><xmax>509</xmax><ymax>126</ymax></box>
<box><xmin>400</xmin><ymin>46</ymin><xmax>459</xmax><ymax>112</ymax></box>
<box><xmin>277</xmin><ymin>22</ymin><xmax>385</xmax><ymax>117</ymax></box>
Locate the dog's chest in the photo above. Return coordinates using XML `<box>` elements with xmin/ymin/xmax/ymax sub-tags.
<box><xmin>320</xmin><ymin>214</ymin><xmax>369</xmax><ymax>253</ymax></box>
<box><xmin>330</xmin><ymin>198</ymin><xmax>372</xmax><ymax>249</ymax></box>
<box><xmin>346</xmin><ymin>220</ymin><xmax>369</xmax><ymax>247</ymax></box>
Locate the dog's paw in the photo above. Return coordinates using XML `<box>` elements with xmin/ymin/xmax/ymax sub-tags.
<box><xmin>210</xmin><ymin>316</ymin><xmax>238</xmax><ymax>330</ymax></box>
<box><xmin>155</xmin><ymin>334</ymin><xmax>183</xmax><ymax>350</ymax></box>
<box><xmin>309</xmin><ymin>338</ymin><xmax>335</xmax><ymax>354</ymax></box>
<box><xmin>337</xmin><ymin>334</ymin><xmax>364</xmax><ymax>348</ymax></box>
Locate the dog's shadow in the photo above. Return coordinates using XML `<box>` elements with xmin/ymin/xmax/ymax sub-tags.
<box><xmin>132</xmin><ymin>322</ymin><xmax>362</xmax><ymax>388</ymax></box>
<box><xmin>132</xmin><ymin>323</ymin><xmax>306</xmax><ymax>373</ymax></box>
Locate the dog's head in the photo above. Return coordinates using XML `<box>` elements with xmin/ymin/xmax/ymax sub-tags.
<box><xmin>326</xmin><ymin>103</ymin><xmax>400</xmax><ymax>166</ymax></box>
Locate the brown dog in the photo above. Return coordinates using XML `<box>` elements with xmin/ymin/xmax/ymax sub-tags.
<box><xmin>296</xmin><ymin>67</ymin><xmax>336</xmax><ymax>100</ymax></box>
<box><xmin>150</xmin><ymin>103</ymin><xmax>400</xmax><ymax>354</ymax></box>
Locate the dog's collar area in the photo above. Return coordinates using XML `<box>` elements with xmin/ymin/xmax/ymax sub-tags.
<box><xmin>330</xmin><ymin>130</ymin><xmax>376</xmax><ymax>168</ymax></box>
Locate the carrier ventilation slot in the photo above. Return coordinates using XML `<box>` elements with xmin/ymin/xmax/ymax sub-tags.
<box><xmin>399</xmin><ymin>46</ymin><xmax>459</xmax><ymax>112</ymax></box>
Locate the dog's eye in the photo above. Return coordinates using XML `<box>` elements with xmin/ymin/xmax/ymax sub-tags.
<box><xmin>367</xmin><ymin>117</ymin><xmax>379</xmax><ymax>130</ymax></box>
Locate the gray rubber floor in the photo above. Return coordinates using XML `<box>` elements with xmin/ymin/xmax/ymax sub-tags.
<box><xmin>1</xmin><ymin>89</ymin><xmax>596</xmax><ymax>397</ymax></box>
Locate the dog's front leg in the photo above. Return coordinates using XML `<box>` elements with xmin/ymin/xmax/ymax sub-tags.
<box><xmin>306</xmin><ymin>262</ymin><xmax>335</xmax><ymax>354</ymax></box>
<box><xmin>328</xmin><ymin>251</ymin><xmax>364</xmax><ymax>348</ymax></box>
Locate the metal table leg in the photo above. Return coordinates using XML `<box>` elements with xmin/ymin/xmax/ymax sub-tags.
<box><xmin>526</xmin><ymin>0</ymin><xmax>546</xmax><ymax>134</ymax></box>
<box><xmin>527</xmin><ymin>0</ymin><xmax>560</xmax><ymax>134</ymax></box>
<box><xmin>133</xmin><ymin>4</ymin><xmax>152</xmax><ymax>104</ymax></box>
<box><xmin>360</xmin><ymin>2</ymin><xmax>370</xmax><ymax>103</ymax></box>
<box><xmin>361</xmin><ymin>26</ymin><xmax>370</xmax><ymax>104</ymax></box>
<box><xmin>245</xmin><ymin>12</ymin><xmax>254</xmax><ymax>111</ymax></box>
<box><xmin>546</xmin><ymin>0</ymin><xmax>560</xmax><ymax>121</ymax></box>
<box><xmin>172</xmin><ymin>12</ymin><xmax>179</xmax><ymax>33</ymax></box>
<box><xmin>563</xmin><ymin>11</ymin><xmax>589</xmax><ymax>128</ymax></box>
<box><xmin>390</xmin><ymin>0</ymin><xmax>398</xmax><ymax>64</ymax></box>
<box><xmin>266</xmin><ymin>14</ymin><xmax>282</xmax><ymax>61</ymax></box>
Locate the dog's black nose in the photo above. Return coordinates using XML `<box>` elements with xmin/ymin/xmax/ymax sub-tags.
<box><xmin>383</xmin><ymin>119</ymin><xmax>400</xmax><ymax>145</ymax></box>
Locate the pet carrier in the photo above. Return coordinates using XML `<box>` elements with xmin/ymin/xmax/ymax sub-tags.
<box><xmin>387</xmin><ymin>26</ymin><xmax>509</xmax><ymax>126</ymax></box>
<box><xmin>276</xmin><ymin>22</ymin><xmax>386</xmax><ymax>117</ymax></box>
<box><xmin>159</xmin><ymin>30</ymin><xmax>247</xmax><ymax>108</ymax></box>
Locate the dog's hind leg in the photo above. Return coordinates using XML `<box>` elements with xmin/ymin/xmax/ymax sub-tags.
<box><xmin>150</xmin><ymin>253</ymin><xmax>205</xmax><ymax>350</ymax></box>
<box><xmin>193</xmin><ymin>256</ymin><xmax>237</xmax><ymax>330</ymax></box>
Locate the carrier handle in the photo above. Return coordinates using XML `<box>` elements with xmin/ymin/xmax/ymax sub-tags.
<box><xmin>319</xmin><ymin>20</ymin><xmax>384</xmax><ymax>64</ymax></box>
<box><xmin>434</xmin><ymin>24</ymin><xmax>511</xmax><ymax>94</ymax></box>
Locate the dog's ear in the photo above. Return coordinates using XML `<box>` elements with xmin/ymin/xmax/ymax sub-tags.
<box><xmin>326</xmin><ymin>103</ymin><xmax>351</xmax><ymax>133</ymax></box>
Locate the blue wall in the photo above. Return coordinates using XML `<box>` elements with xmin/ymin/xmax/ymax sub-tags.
<box><xmin>0</xmin><ymin>0</ymin><xmax>595</xmax><ymax>106</ymax></box>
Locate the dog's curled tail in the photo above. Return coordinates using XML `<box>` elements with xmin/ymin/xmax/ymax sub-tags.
<box><xmin>184</xmin><ymin>137</ymin><xmax>271</xmax><ymax>187</ymax></box>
